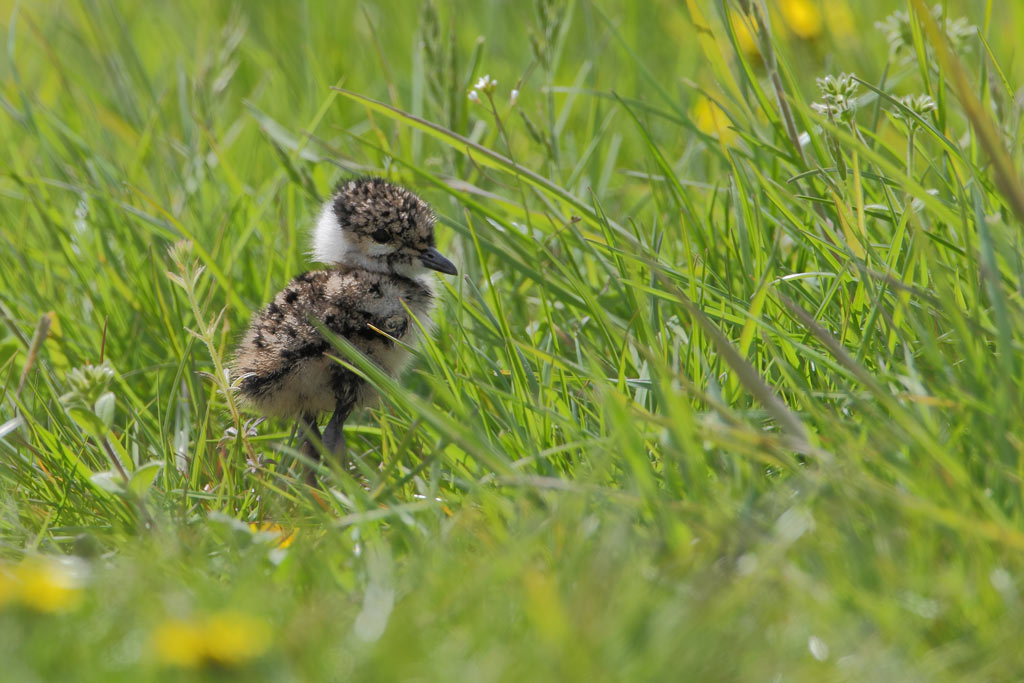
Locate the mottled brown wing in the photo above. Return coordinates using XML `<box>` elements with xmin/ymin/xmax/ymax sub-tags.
<box><xmin>233</xmin><ymin>270</ymin><xmax>408</xmax><ymax>410</ymax></box>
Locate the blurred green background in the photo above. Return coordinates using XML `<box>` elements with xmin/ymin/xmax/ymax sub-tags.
<box><xmin>2</xmin><ymin>1</ymin><xmax>1023</xmax><ymax>681</ymax></box>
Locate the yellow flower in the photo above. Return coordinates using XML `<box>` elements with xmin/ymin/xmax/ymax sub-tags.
<box><xmin>2</xmin><ymin>557</ymin><xmax>85</xmax><ymax>613</ymax></box>
<box><xmin>249</xmin><ymin>522</ymin><xmax>297</xmax><ymax>549</ymax></box>
<box><xmin>729</xmin><ymin>12</ymin><xmax>759</xmax><ymax>58</ymax></box>
<box><xmin>202</xmin><ymin>612</ymin><xmax>273</xmax><ymax>666</ymax></box>
<box><xmin>151</xmin><ymin>611</ymin><xmax>273</xmax><ymax>669</ymax></box>
<box><xmin>779</xmin><ymin>0</ymin><xmax>823</xmax><ymax>40</ymax></box>
<box><xmin>152</xmin><ymin>619</ymin><xmax>208</xmax><ymax>668</ymax></box>
<box><xmin>693</xmin><ymin>97</ymin><xmax>736</xmax><ymax>146</ymax></box>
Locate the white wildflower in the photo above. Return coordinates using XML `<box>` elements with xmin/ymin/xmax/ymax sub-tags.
<box><xmin>473</xmin><ymin>74</ymin><xmax>497</xmax><ymax>94</ymax></box>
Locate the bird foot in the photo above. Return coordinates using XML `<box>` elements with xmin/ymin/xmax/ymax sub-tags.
<box><xmin>291</xmin><ymin>414</ymin><xmax>321</xmax><ymax>484</ymax></box>
<box><xmin>298</xmin><ymin>437</ymin><xmax>317</xmax><ymax>458</ymax></box>
<box><xmin>321</xmin><ymin>413</ymin><xmax>348</xmax><ymax>464</ymax></box>
<box><xmin>294</xmin><ymin>404</ymin><xmax>352</xmax><ymax>484</ymax></box>
<box><xmin>296</xmin><ymin>414</ymin><xmax>322</xmax><ymax>461</ymax></box>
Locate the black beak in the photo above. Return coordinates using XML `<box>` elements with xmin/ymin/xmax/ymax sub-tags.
<box><xmin>420</xmin><ymin>247</ymin><xmax>458</xmax><ymax>275</ymax></box>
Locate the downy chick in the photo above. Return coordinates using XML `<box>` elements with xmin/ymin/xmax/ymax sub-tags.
<box><xmin>232</xmin><ymin>177</ymin><xmax>457</xmax><ymax>459</ymax></box>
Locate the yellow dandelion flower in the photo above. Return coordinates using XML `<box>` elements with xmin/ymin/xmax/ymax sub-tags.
<box><xmin>249</xmin><ymin>522</ymin><xmax>297</xmax><ymax>549</ymax></box>
<box><xmin>693</xmin><ymin>98</ymin><xmax>736</xmax><ymax>146</ymax></box>
<box><xmin>13</xmin><ymin>557</ymin><xmax>85</xmax><ymax>613</ymax></box>
<box><xmin>201</xmin><ymin>612</ymin><xmax>273</xmax><ymax>666</ymax></box>
<box><xmin>152</xmin><ymin>619</ymin><xmax>208</xmax><ymax>669</ymax></box>
<box><xmin>779</xmin><ymin>0</ymin><xmax>823</xmax><ymax>40</ymax></box>
<box><xmin>729</xmin><ymin>13</ymin><xmax>759</xmax><ymax>58</ymax></box>
<box><xmin>151</xmin><ymin>611</ymin><xmax>273</xmax><ymax>669</ymax></box>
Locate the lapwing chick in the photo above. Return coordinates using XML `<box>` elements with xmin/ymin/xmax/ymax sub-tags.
<box><xmin>233</xmin><ymin>177</ymin><xmax>457</xmax><ymax>464</ymax></box>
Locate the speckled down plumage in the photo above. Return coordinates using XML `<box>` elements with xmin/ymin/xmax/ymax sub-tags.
<box><xmin>233</xmin><ymin>268</ymin><xmax>434</xmax><ymax>417</ymax></box>
<box><xmin>232</xmin><ymin>178</ymin><xmax>448</xmax><ymax>426</ymax></box>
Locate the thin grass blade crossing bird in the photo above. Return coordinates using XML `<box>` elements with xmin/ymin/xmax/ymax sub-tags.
<box><xmin>232</xmin><ymin>177</ymin><xmax>457</xmax><ymax>464</ymax></box>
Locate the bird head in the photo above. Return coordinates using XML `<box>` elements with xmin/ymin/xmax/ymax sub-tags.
<box><xmin>311</xmin><ymin>177</ymin><xmax>457</xmax><ymax>278</ymax></box>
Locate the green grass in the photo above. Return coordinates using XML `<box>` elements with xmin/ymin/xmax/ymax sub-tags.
<box><xmin>2</xmin><ymin>0</ymin><xmax>1024</xmax><ymax>679</ymax></box>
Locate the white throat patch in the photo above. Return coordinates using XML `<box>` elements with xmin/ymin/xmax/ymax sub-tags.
<box><xmin>311</xmin><ymin>202</ymin><xmax>348</xmax><ymax>264</ymax></box>
<box><xmin>310</xmin><ymin>201</ymin><xmax>391</xmax><ymax>273</ymax></box>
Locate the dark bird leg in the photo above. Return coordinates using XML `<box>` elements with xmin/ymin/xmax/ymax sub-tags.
<box><xmin>298</xmin><ymin>412</ymin><xmax>321</xmax><ymax>462</ymax></box>
<box><xmin>321</xmin><ymin>398</ymin><xmax>354</xmax><ymax>463</ymax></box>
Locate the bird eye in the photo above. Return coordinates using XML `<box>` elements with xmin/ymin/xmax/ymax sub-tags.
<box><xmin>370</xmin><ymin>228</ymin><xmax>390</xmax><ymax>243</ymax></box>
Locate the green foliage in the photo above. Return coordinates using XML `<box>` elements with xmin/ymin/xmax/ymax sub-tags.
<box><xmin>1</xmin><ymin>0</ymin><xmax>1023</xmax><ymax>679</ymax></box>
